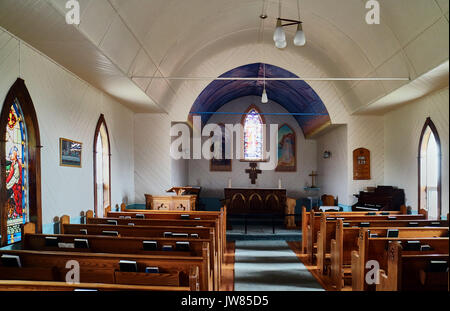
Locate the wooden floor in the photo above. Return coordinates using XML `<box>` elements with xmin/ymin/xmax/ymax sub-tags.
<box><xmin>287</xmin><ymin>241</ymin><xmax>352</xmax><ymax>291</ymax></box>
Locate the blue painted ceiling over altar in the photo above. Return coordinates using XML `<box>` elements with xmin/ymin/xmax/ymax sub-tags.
<box><xmin>189</xmin><ymin>63</ymin><xmax>331</xmax><ymax>136</ymax></box>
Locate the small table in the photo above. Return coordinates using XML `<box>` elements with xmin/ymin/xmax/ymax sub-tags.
<box><xmin>304</xmin><ymin>187</ymin><xmax>320</xmax><ymax>211</ymax></box>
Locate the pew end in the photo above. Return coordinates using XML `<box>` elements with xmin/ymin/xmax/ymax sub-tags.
<box><xmin>419</xmin><ymin>208</ymin><xmax>428</xmax><ymax>219</ymax></box>
<box><xmin>400</xmin><ymin>205</ymin><xmax>407</xmax><ymax>215</ymax></box>
<box><xmin>59</xmin><ymin>215</ymin><xmax>70</xmax><ymax>234</ymax></box>
<box><xmin>376</xmin><ymin>241</ymin><xmax>402</xmax><ymax>291</ymax></box>
<box><xmin>377</xmin><ymin>270</ymin><xmax>391</xmax><ymax>291</ymax></box>
<box><xmin>23</xmin><ymin>222</ymin><xmax>36</xmax><ymax>235</ymax></box>
<box><xmin>330</xmin><ymin>238</ymin><xmax>343</xmax><ymax>290</ymax></box>
<box><xmin>351</xmin><ymin>250</ymin><xmax>363</xmax><ymax>291</ymax></box>
<box><xmin>86</xmin><ymin>210</ymin><xmax>94</xmax><ymax>219</ymax></box>
<box><xmin>103</xmin><ymin>206</ymin><xmax>111</xmax><ymax>216</ymax></box>
<box><xmin>189</xmin><ymin>266</ymin><xmax>200</xmax><ymax>291</ymax></box>
<box><xmin>301</xmin><ymin>206</ymin><xmax>308</xmax><ymax>254</ymax></box>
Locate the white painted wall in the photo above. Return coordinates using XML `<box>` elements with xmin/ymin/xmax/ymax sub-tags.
<box><xmin>0</xmin><ymin>29</ymin><xmax>135</xmax><ymax>226</ymax></box>
<box><xmin>187</xmin><ymin>96</ymin><xmax>317</xmax><ymax>199</ymax></box>
<box><xmin>384</xmin><ymin>87</ymin><xmax>449</xmax><ymax>217</ymax></box>
<box><xmin>316</xmin><ymin>125</ymin><xmax>349</xmax><ymax>205</ymax></box>
<box><xmin>346</xmin><ymin>116</ymin><xmax>385</xmax><ymax>205</ymax></box>
<box><xmin>134</xmin><ymin>113</ymin><xmax>172</xmax><ymax>203</ymax></box>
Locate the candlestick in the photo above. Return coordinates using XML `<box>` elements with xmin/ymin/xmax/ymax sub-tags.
<box><xmin>278</xmin><ymin>178</ymin><xmax>282</xmax><ymax>189</ymax></box>
<box><xmin>228</xmin><ymin>178</ymin><xmax>232</xmax><ymax>188</ymax></box>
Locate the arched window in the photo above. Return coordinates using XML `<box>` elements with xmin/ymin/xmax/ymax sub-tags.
<box><xmin>0</xmin><ymin>79</ymin><xmax>41</xmax><ymax>246</ymax></box>
<box><xmin>93</xmin><ymin>114</ymin><xmax>111</xmax><ymax>218</ymax></box>
<box><xmin>242</xmin><ymin>106</ymin><xmax>265</xmax><ymax>161</ymax></box>
<box><xmin>418</xmin><ymin>118</ymin><xmax>441</xmax><ymax>219</ymax></box>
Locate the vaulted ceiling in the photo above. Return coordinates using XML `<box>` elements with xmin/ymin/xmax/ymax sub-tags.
<box><xmin>0</xmin><ymin>0</ymin><xmax>448</xmax><ymax>117</ymax></box>
<box><xmin>189</xmin><ymin>63</ymin><xmax>331</xmax><ymax>136</ymax></box>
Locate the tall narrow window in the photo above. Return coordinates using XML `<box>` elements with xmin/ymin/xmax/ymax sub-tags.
<box><xmin>0</xmin><ymin>79</ymin><xmax>41</xmax><ymax>246</ymax></box>
<box><xmin>93</xmin><ymin>115</ymin><xmax>111</xmax><ymax>217</ymax></box>
<box><xmin>418</xmin><ymin>118</ymin><xmax>441</xmax><ymax>219</ymax></box>
<box><xmin>242</xmin><ymin>106</ymin><xmax>264</xmax><ymax>161</ymax></box>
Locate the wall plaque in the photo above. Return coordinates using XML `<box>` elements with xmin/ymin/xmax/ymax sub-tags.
<box><xmin>353</xmin><ymin>148</ymin><xmax>370</xmax><ymax>180</ymax></box>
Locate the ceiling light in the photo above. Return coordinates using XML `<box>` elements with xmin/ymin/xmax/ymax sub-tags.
<box><xmin>261</xmin><ymin>88</ymin><xmax>268</xmax><ymax>103</ymax></box>
<box><xmin>294</xmin><ymin>23</ymin><xmax>306</xmax><ymax>46</ymax></box>
<box><xmin>275</xmin><ymin>40</ymin><xmax>287</xmax><ymax>49</ymax></box>
<box><xmin>273</xmin><ymin>19</ymin><xmax>286</xmax><ymax>43</ymax></box>
<box><xmin>261</xmin><ymin>64</ymin><xmax>269</xmax><ymax>104</ymax></box>
<box><xmin>273</xmin><ymin>0</ymin><xmax>306</xmax><ymax>49</ymax></box>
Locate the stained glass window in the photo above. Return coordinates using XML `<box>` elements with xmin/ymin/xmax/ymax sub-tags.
<box><xmin>5</xmin><ymin>98</ymin><xmax>29</xmax><ymax>244</ymax></box>
<box><xmin>243</xmin><ymin>108</ymin><xmax>263</xmax><ymax>161</ymax></box>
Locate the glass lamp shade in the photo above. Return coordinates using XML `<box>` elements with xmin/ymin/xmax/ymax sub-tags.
<box><xmin>294</xmin><ymin>24</ymin><xmax>306</xmax><ymax>46</ymax></box>
<box><xmin>261</xmin><ymin>88</ymin><xmax>268</xmax><ymax>104</ymax></box>
<box><xmin>273</xmin><ymin>20</ymin><xmax>286</xmax><ymax>42</ymax></box>
<box><xmin>275</xmin><ymin>39</ymin><xmax>287</xmax><ymax>49</ymax></box>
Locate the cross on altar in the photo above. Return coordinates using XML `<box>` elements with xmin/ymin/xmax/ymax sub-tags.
<box><xmin>309</xmin><ymin>170</ymin><xmax>319</xmax><ymax>188</ymax></box>
<box><xmin>246</xmin><ymin>162</ymin><xmax>262</xmax><ymax>184</ymax></box>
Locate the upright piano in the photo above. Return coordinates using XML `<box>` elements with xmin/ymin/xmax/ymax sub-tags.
<box><xmin>352</xmin><ymin>185</ymin><xmax>405</xmax><ymax>211</ymax></box>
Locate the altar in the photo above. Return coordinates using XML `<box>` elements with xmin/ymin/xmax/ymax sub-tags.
<box><xmin>224</xmin><ymin>188</ymin><xmax>287</xmax><ymax>215</ymax></box>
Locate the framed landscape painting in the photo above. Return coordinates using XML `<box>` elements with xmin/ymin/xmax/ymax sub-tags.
<box><xmin>60</xmin><ymin>138</ymin><xmax>82</xmax><ymax>167</ymax></box>
<box><xmin>275</xmin><ymin>124</ymin><xmax>296</xmax><ymax>172</ymax></box>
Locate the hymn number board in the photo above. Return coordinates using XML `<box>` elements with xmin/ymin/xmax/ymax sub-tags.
<box><xmin>353</xmin><ymin>148</ymin><xmax>370</xmax><ymax>180</ymax></box>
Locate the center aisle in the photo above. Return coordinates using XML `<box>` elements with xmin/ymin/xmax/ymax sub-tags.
<box><xmin>234</xmin><ymin>240</ymin><xmax>325</xmax><ymax>291</ymax></box>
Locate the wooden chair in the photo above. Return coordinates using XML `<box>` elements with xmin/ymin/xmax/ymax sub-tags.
<box><xmin>321</xmin><ymin>194</ymin><xmax>337</xmax><ymax>207</ymax></box>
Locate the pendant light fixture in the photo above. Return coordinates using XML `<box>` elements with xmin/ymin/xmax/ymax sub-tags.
<box><xmin>294</xmin><ymin>0</ymin><xmax>306</xmax><ymax>46</ymax></box>
<box><xmin>273</xmin><ymin>0</ymin><xmax>287</xmax><ymax>48</ymax></box>
<box><xmin>273</xmin><ymin>0</ymin><xmax>306</xmax><ymax>49</ymax></box>
<box><xmin>273</xmin><ymin>19</ymin><xmax>286</xmax><ymax>44</ymax></box>
<box><xmin>293</xmin><ymin>23</ymin><xmax>306</xmax><ymax>46</ymax></box>
<box><xmin>261</xmin><ymin>64</ymin><xmax>268</xmax><ymax>104</ymax></box>
<box><xmin>260</xmin><ymin>3</ymin><xmax>269</xmax><ymax>104</ymax></box>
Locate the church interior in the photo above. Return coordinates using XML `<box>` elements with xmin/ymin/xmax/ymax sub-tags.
<box><xmin>0</xmin><ymin>0</ymin><xmax>448</xmax><ymax>294</ymax></box>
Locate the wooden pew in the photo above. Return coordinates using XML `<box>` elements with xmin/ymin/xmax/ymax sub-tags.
<box><xmin>329</xmin><ymin>219</ymin><xmax>448</xmax><ymax>290</ymax></box>
<box><xmin>107</xmin><ymin>208</ymin><xmax>227</xmax><ymax>258</ymax></box>
<box><xmin>84</xmin><ymin>214</ymin><xmax>221</xmax><ymax>290</ymax></box>
<box><xmin>0</xmin><ymin>280</ymin><xmax>192</xmax><ymax>291</ymax></box>
<box><xmin>22</xmin><ymin>231</ymin><xmax>219</xmax><ymax>291</ymax></box>
<box><xmin>351</xmin><ymin>227</ymin><xmax>449</xmax><ymax>291</ymax></box>
<box><xmin>92</xmin><ymin>211</ymin><xmax>225</xmax><ymax>284</ymax></box>
<box><xmin>88</xmin><ymin>216</ymin><xmax>222</xmax><ymax>264</ymax></box>
<box><xmin>301</xmin><ymin>205</ymin><xmax>408</xmax><ymax>254</ymax></box>
<box><xmin>89</xmin><ymin>216</ymin><xmax>221</xmax><ymax>259</ymax></box>
<box><xmin>0</xmin><ymin>249</ymin><xmax>207</xmax><ymax>290</ymax></box>
<box><xmin>377</xmin><ymin>241</ymin><xmax>449</xmax><ymax>291</ymax></box>
<box><xmin>24</xmin><ymin>233</ymin><xmax>208</xmax><ymax>256</ymax></box>
<box><xmin>306</xmin><ymin>211</ymin><xmax>427</xmax><ymax>263</ymax></box>
<box><xmin>114</xmin><ymin>207</ymin><xmax>226</xmax><ymax>242</ymax></box>
<box><xmin>59</xmin><ymin>221</ymin><xmax>219</xmax><ymax>290</ymax></box>
<box><xmin>317</xmin><ymin>216</ymin><xmax>447</xmax><ymax>276</ymax></box>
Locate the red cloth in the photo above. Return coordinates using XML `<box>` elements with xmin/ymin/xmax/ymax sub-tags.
<box><xmin>6</xmin><ymin>160</ymin><xmax>23</xmax><ymax>216</ymax></box>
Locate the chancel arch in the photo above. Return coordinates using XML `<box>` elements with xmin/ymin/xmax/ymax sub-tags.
<box><xmin>93</xmin><ymin>114</ymin><xmax>111</xmax><ymax>218</ymax></box>
<box><xmin>0</xmin><ymin>78</ymin><xmax>41</xmax><ymax>246</ymax></box>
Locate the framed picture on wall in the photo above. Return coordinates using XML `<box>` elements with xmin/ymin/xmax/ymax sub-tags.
<box><xmin>275</xmin><ymin>124</ymin><xmax>296</xmax><ymax>172</ymax></box>
<box><xmin>210</xmin><ymin>123</ymin><xmax>232</xmax><ymax>172</ymax></box>
<box><xmin>60</xmin><ymin>138</ymin><xmax>82</xmax><ymax>168</ymax></box>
